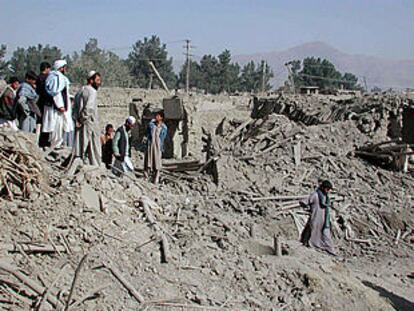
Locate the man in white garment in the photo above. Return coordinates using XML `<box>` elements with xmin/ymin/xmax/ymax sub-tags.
<box><xmin>42</xmin><ymin>59</ymin><xmax>74</xmax><ymax>149</ymax></box>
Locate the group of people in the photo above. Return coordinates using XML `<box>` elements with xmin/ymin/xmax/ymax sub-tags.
<box><xmin>1</xmin><ymin>60</ymin><xmax>339</xmax><ymax>253</ymax></box>
<box><xmin>0</xmin><ymin>60</ymin><xmax>74</xmax><ymax>148</ymax></box>
<box><xmin>0</xmin><ymin>59</ymin><xmax>168</xmax><ymax>184</ymax></box>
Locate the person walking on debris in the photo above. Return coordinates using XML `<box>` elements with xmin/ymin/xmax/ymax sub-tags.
<box><xmin>0</xmin><ymin>77</ymin><xmax>20</xmax><ymax>130</ymax></box>
<box><xmin>72</xmin><ymin>71</ymin><xmax>102</xmax><ymax>166</ymax></box>
<box><xmin>300</xmin><ymin>180</ymin><xmax>336</xmax><ymax>256</ymax></box>
<box><xmin>144</xmin><ymin>111</ymin><xmax>167</xmax><ymax>184</ymax></box>
<box><xmin>15</xmin><ymin>71</ymin><xmax>41</xmax><ymax>133</ymax></box>
<box><xmin>43</xmin><ymin>59</ymin><xmax>73</xmax><ymax>149</ymax></box>
<box><xmin>36</xmin><ymin>62</ymin><xmax>53</xmax><ymax>147</ymax></box>
<box><xmin>101</xmin><ymin>123</ymin><xmax>114</xmax><ymax>169</ymax></box>
<box><xmin>112</xmin><ymin>116</ymin><xmax>136</xmax><ymax>175</ymax></box>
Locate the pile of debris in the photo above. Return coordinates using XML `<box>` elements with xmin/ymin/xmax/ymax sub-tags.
<box><xmin>251</xmin><ymin>92</ymin><xmax>409</xmax><ymax>137</ymax></box>
<box><xmin>212</xmin><ymin>113</ymin><xmax>414</xmax><ymax>259</ymax></box>
<box><xmin>0</xmin><ymin>92</ymin><xmax>413</xmax><ymax>310</ymax></box>
<box><xmin>0</xmin><ymin>131</ymin><xmax>49</xmax><ymax>200</ymax></box>
<box><xmin>355</xmin><ymin>139</ymin><xmax>414</xmax><ymax>171</ymax></box>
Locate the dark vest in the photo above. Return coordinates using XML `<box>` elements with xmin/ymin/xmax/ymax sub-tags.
<box><xmin>116</xmin><ymin>126</ymin><xmax>131</xmax><ymax>158</ymax></box>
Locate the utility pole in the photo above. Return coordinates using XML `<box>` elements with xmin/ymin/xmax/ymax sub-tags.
<box><xmin>285</xmin><ymin>62</ymin><xmax>296</xmax><ymax>94</ymax></box>
<box><xmin>261</xmin><ymin>61</ymin><xmax>267</xmax><ymax>94</ymax></box>
<box><xmin>363</xmin><ymin>76</ymin><xmax>368</xmax><ymax>92</ymax></box>
<box><xmin>184</xmin><ymin>39</ymin><xmax>191</xmax><ymax>94</ymax></box>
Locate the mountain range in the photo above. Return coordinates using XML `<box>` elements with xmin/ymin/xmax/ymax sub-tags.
<box><xmin>233</xmin><ymin>42</ymin><xmax>414</xmax><ymax>90</ymax></box>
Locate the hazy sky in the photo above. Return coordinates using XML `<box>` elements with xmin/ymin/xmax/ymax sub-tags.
<box><xmin>1</xmin><ymin>0</ymin><xmax>413</xmax><ymax>60</ymax></box>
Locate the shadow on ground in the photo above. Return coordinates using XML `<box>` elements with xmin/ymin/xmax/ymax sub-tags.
<box><xmin>362</xmin><ymin>280</ymin><xmax>414</xmax><ymax>311</ymax></box>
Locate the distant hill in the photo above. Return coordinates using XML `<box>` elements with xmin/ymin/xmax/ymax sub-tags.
<box><xmin>233</xmin><ymin>42</ymin><xmax>414</xmax><ymax>90</ymax></box>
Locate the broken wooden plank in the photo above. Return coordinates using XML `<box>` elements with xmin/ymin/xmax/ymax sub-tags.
<box><xmin>0</xmin><ymin>243</ymin><xmax>79</xmax><ymax>254</ymax></box>
<box><xmin>293</xmin><ymin>141</ymin><xmax>301</xmax><ymax>166</ymax></box>
<box><xmin>0</xmin><ymin>261</ymin><xmax>62</xmax><ymax>309</ymax></box>
<box><xmin>103</xmin><ymin>260</ymin><xmax>145</xmax><ymax>303</ymax></box>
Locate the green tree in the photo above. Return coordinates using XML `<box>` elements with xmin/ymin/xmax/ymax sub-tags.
<box><xmin>240</xmin><ymin>60</ymin><xmax>274</xmax><ymax>92</ymax></box>
<box><xmin>9</xmin><ymin>44</ymin><xmax>62</xmax><ymax>80</ymax></box>
<box><xmin>0</xmin><ymin>45</ymin><xmax>8</xmax><ymax>78</ymax></box>
<box><xmin>342</xmin><ymin>72</ymin><xmax>359</xmax><ymax>90</ymax></box>
<box><xmin>217</xmin><ymin>50</ymin><xmax>240</xmax><ymax>93</ymax></box>
<box><xmin>178</xmin><ymin>59</ymin><xmax>202</xmax><ymax>90</ymax></box>
<box><xmin>68</xmin><ymin>38</ymin><xmax>132</xmax><ymax>87</ymax></box>
<box><xmin>198</xmin><ymin>54</ymin><xmax>220</xmax><ymax>94</ymax></box>
<box><xmin>127</xmin><ymin>35</ymin><xmax>176</xmax><ymax>89</ymax></box>
<box><xmin>257</xmin><ymin>60</ymin><xmax>274</xmax><ymax>92</ymax></box>
<box><xmin>291</xmin><ymin>57</ymin><xmax>360</xmax><ymax>90</ymax></box>
<box><xmin>240</xmin><ymin>61</ymin><xmax>258</xmax><ymax>92</ymax></box>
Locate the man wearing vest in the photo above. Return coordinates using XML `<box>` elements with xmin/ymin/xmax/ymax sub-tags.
<box><xmin>112</xmin><ymin>116</ymin><xmax>136</xmax><ymax>176</ymax></box>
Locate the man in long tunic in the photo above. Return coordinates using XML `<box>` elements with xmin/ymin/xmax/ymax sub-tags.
<box><xmin>71</xmin><ymin>71</ymin><xmax>102</xmax><ymax>166</ymax></box>
<box><xmin>0</xmin><ymin>77</ymin><xmax>20</xmax><ymax>130</ymax></box>
<box><xmin>43</xmin><ymin>59</ymin><xmax>74</xmax><ymax>148</ymax></box>
<box><xmin>112</xmin><ymin>116</ymin><xmax>136</xmax><ymax>176</ymax></box>
<box><xmin>144</xmin><ymin>111</ymin><xmax>167</xmax><ymax>184</ymax></box>
<box><xmin>300</xmin><ymin>180</ymin><xmax>336</xmax><ymax>256</ymax></box>
<box><xmin>15</xmin><ymin>71</ymin><xmax>40</xmax><ymax>133</ymax></box>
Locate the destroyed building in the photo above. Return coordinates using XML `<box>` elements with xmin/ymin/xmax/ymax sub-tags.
<box><xmin>0</xmin><ymin>88</ymin><xmax>413</xmax><ymax>311</ymax></box>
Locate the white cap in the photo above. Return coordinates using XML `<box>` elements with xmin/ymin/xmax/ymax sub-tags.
<box><xmin>126</xmin><ymin>116</ymin><xmax>136</xmax><ymax>125</ymax></box>
<box><xmin>87</xmin><ymin>70</ymin><xmax>97</xmax><ymax>79</ymax></box>
<box><xmin>53</xmin><ymin>59</ymin><xmax>67</xmax><ymax>70</ymax></box>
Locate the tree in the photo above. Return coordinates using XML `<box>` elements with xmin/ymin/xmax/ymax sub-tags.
<box><xmin>291</xmin><ymin>57</ymin><xmax>361</xmax><ymax>90</ymax></box>
<box><xmin>257</xmin><ymin>60</ymin><xmax>274</xmax><ymax>92</ymax></box>
<box><xmin>8</xmin><ymin>44</ymin><xmax>62</xmax><ymax>80</ymax></box>
<box><xmin>198</xmin><ymin>54</ymin><xmax>221</xmax><ymax>94</ymax></box>
<box><xmin>240</xmin><ymin>61</ymin><xmax>258</xmax><ymax>92</ymax></box>
<box><xmin>217</xmin><ymin>50</ymin><xmax>240</xmax><ymax>93</ymax></box>
<box><xmin>342</xmin><ymin>72</ymin><xmax>359</xmax><ymax>90</ymax></box>
<box><xmin>68</xmin><ymin>38</ymin><xmax>132</xmax><ymax>87</ymax></box>
<box><xmin>0</xmin><ymin>45</ymin><xmax>8</xmax><ymax>78</ymax></box>
<box><xmin>239</xmin><ymin>60</ymin><xmax>274</xmax><ymax>93</ymax></box>
<box><xmin>127</xmin><ymin>35</ymin><xmax>176</xmax><ymax>89</ymax></box>
<box><xmin>177</xmin><ymin>59</ymin><xmax>202</xmax><ymax>90</ymax></box>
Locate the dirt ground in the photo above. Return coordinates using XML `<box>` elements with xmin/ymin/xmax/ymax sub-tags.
<box><xmin>0</xmin><ymin>89</ymin><xmax>413</xmax><ymax>310</ymax></box>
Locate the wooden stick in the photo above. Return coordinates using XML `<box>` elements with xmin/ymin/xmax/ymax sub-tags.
<box><xmin>64</xmin><ymin>254</ymin><xmax>88</xmax><ymax>311</ymax></box>
<box><xmin>69</xmin><ymin>283</ymin><xmax>111</xmax><ymax>310</ymax></box>
<box><xmin>273</xmin><ymin>234</ymin><xmax>282</xmax><ymax>256</ymax></box>
<box><xmin>103</xmin><ymin>261</ymin><xmax>145</xmax><ymax>303</ymax></box>
<box><xmin>160</xmin><ymin>235</ymin><xmax>171</xmax><ymax>263</ymax></box>
<box><xmin>395</xmin><ymin>229</ymin><xmax>401</xmax><ymax>245</ymax></box>
<box><xmin>0</xmin><ymin>261</ymin><xmax>60</xmax><ymax>308</ymax></box>
<box><xmin>0</xmin><ymin>243</ymin><xmax>77</xmax><ymax>254</ymax></box>
<box><xmin>37</xmin><ymin>262</ymin><xmax>68</xmax><ymax>311</ymax></box>
<box><xmin>227</xmin><ymin>119</ymin><xmax>252</xmax><ymax>141</ymax></box>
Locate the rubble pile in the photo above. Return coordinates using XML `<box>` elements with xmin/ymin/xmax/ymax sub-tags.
<box><xmin>0</xmin><ymin>131</ymin><xmax>49</xmax><ymax>200</ymax></box>
<box><xmin>212</xmin><ymin>113</ymin><xmax>414</xmax><ymax>258</ymax></box>
<box><xmin>0</xmin><ymin>92</ymin><xmax>413</xmax><ymax>310</ymax></box>
<box><xmin>252</xmin><ymin>93</ymin><xmax>409</xmax><ymax>137</ymax></box>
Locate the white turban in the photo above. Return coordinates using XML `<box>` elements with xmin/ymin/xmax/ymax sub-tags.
<box><xmin>126</xmin><ymin>116</ymin><xmax>136</xmax><ymax>125</ymax></box>
<box><xmin>53</xmin><ymin>59</ymin><xmax>67</xmax><ymax>70</ymax></box>
<box><xmin>87</xmin><ymin>70</ymin><xmax>97</xmax><ymax>79</ymax></box>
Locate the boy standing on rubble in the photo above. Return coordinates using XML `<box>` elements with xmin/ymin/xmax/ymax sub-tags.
<box><xmin>300</xmin><ymin>180</ymin><xmax>336</xmax><ymax>256</ymax></box>
<box><xmin>144</xmin><ymin>111</ymin><xmax>167</xmax><ymax>184</ymax></box>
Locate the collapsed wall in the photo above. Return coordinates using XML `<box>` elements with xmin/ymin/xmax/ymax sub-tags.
<box><xmin>251</xmin><ymin>93</ymin><xmax>411</xmax><ymax>139</ymax></box>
